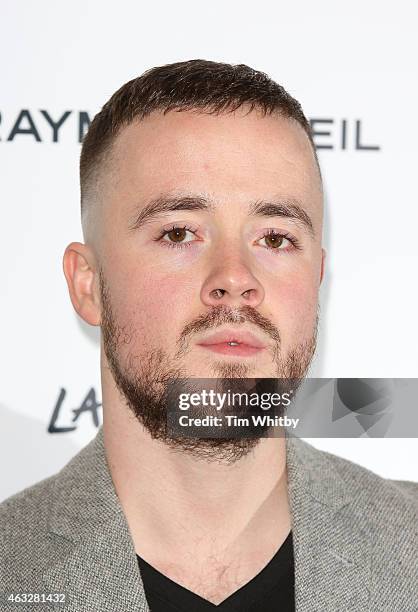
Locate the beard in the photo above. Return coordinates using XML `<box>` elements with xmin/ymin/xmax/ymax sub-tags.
<box><xmin>99</xmin><ymin>269</ymin><xmax>318</xmax><ymax>464</ymax></box>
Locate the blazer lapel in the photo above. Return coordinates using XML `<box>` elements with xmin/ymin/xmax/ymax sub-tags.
<box><xmin>285</xmin><ymin>434</ymin><xmax>373</xmax><ymax>611</ymax></box>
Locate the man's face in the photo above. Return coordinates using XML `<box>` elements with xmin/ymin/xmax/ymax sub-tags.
<box><xmin>93</xmin><ymin>107</ymin><xmax>324</xmax><ymax>458</ymax></box>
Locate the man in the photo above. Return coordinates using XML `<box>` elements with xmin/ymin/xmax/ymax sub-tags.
<box><xmin>0</xmin><ymin>60</ymin><xmax>416</xmax><ymax>612</ymax></box>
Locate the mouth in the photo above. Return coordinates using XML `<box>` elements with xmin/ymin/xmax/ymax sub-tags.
<box><xmin>196</xmin><ymin>330</ymin><xmax>267</xmax><ymax>357</ymax></box>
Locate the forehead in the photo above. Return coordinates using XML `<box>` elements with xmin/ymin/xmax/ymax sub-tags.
<box><xmin>105</xmin><ymin>108</ymin><xmax>322</xmax><ymax>221</ymax></box>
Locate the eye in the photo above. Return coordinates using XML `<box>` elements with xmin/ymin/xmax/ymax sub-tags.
<box><xmin>257</xmin><ymin>230</ymin><xmax>296</xmax><ymax>252</ymax></box>
<box><xmin>155</xmin><ymin>225</ymin><xmax>198</xmax><ymax>249</ymax></box>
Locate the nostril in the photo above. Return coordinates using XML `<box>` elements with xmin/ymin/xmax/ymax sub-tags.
<box><xmin>211</xmin><ymin>289</ymin><xmax>225</xmax><ymax>299</ymax></box>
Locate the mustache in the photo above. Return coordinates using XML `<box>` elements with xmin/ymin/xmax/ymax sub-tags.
<box><xmin>176</xmin><ymin>305</ymin><xmax>281</xmax><ymax>356</ymax></box>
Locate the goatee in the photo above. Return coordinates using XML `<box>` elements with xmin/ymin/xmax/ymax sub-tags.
<box><xmin>99</xmin><ymin>269</ymin><xmax>317</xmax><ymax>464</ymax></box>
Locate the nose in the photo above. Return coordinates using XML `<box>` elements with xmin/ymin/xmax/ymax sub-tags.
<box><xmin>200</xmin><ymin>253</ymin><xmax>265</xmax><ymax>309</ymax></box>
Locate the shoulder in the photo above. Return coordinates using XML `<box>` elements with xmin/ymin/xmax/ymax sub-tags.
<box><xmin>0</xmin><ymin>473</ymin><xmax>67</xmax><ymax>591</ymax></box>
<box><xmin>0</xmin><ymin>430</ymin><xmax>106</xmax><ymax>558</ymax></box>
<box><xmin>287</xmin><ymin>438</ymin><xmax>418</xmax><ymax>607</ymax></box>
<box><xmin>0</xmin><ymin>472</ymin><xmax>57</xmax><ymax>524</ymax></box>
<box><xmin>321</xmin><ymin>443</ymin><xmax>417</xmax><ymax>503</ymax></box>
<box><xmin>305</xmin><ymin>440</ymin><xmax>417</xmax><ymax>534</ymax></box>
<box><xmin>321</xmin><ymin>447</ymin><xmax>418</xmax><ymax>600</ymax></box>
<box><xmin>0</xmin><ymin>472</ymin><xmax>62</xmax><ymax>539</ymax></box>
<box><xmin>289</xmin><ymin>437</ymin><xmax>418</xmax><ymax>522</ymax></box>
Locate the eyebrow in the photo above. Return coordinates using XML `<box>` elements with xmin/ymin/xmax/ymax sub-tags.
<box><xmin>128</xmin><ymin>194</ymin><xmax>315</xmax><ymax>237</ymax></box>
<box><xmin>248</xmin><ymin>200</ymin><xmax>315</xmax><ymax>237</ymax></box>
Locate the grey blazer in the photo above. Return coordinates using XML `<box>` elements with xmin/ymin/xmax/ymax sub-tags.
<box><xmin>1</xmin><ymin>427</ymin><xmax>417</xmax><ymax>611</ymax></box>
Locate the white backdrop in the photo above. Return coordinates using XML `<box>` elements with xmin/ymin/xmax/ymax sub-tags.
<box><xmin>1</xmin><ymin>0</ymin><xmax>417</xmax><ymax>502</ymax></box>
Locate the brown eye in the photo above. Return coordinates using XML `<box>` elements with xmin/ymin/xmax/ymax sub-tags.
<box><xmin>264</xmin><ymin>233</ymin><xmax>284</xmax><ymax>248</ymax></box>
<box><xmin>167</xmin><ymin>227</ymin><xmax>187</xmax><ymax>242</ymax></box>
<box><xmin>257</xmin><ymin>232</ymin><xmax>294</xmax><ymax>252</ymax></box>
<box><xmin>160</xmin><ymin>226</ymin><xmax>197</xmax><ymax>247</ymax></box>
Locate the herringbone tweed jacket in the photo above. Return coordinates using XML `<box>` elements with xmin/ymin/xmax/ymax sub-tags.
<box><xmin>0</xmin><ymin>427</ymin><xmax>417</xmax><ymax>611</ymax></box>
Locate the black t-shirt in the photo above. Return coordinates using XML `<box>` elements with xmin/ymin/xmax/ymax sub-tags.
<box><xmin>137</xmin><ymin>530</ymin><xmax>295</xmax><ymax>611</ymax></box>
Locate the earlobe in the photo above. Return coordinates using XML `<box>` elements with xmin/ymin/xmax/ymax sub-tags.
<box><xmin>62</xmin><ymin>242</ymin><xmax>101</xmax><ymax>326</ymax></box>
<box><xmin>320</xmin><ymin>248</ymin><xmax>326</xmax><ymax>285</ymax></box>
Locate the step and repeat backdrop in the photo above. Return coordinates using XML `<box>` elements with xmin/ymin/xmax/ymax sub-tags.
<box><xmin>1</xmin><ymin>0</ymin><xmax>417</xmax><ymax>501</ymax></box>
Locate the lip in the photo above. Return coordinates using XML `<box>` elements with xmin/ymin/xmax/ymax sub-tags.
<box><xmin>196</xmin><ymin>329</ymin><xmax>267</xmax><ymax>356</ymax></box>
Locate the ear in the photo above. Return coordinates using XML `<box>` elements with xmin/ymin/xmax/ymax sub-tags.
<box><xmin>63</xmin><ymin>242</ymin><xmax>101</xmax><ymax>326</ymax></box>
<box><xmin>320</xmin><ymin>248</ymin><xmax>326</xmax><ymax>285</ymax></box>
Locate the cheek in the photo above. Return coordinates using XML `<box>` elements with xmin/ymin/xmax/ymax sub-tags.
<box><xmin>110</xmin><ymin>267</ymin><xmax>195</xmax><ymax>348</ymax></box>
<box><xmin>269</xmin><ymin>270</ymin><xmax>319</xmax><ymax>339</ymax></box>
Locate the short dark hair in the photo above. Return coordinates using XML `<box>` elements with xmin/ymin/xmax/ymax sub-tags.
<box><xmin>80</xmin><ymin>59</ymin><xmax>319</xmax><ymax>218</ymax></box>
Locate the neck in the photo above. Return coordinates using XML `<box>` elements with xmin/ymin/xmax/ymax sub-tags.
<box><xmin>103</xmin><ymin>398</ymin><xmax>291</xmax><ymax>567</ymax></box>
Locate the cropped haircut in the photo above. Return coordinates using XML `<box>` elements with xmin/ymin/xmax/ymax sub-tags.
<box><xmin>80</xmin><ymin>59</ymin><xmax>320</xmax><ymax>222</ymax></box>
